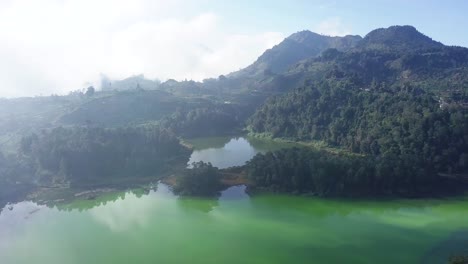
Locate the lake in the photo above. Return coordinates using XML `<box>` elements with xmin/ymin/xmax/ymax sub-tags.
<box><xmin>187</xmin><ymin>136</ymin><xmax>295</xmax><ymax>168</ymax></box>
<box><xmin>1</xmin><ymin>136</ymin><xmax>468</xmax><ymax>264</ymax></box>
<box><xmin>1</xmin><ymin>183</ymin><xmax>468</xmax><ymax>264</ymax></box>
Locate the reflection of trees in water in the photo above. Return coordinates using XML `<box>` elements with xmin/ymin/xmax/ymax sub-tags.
<box><xmin>187</xmin><ymin>136</ymin><xmax>232</xmax><ymax>150</ymax></box>
<box><xmin>422</xmin><ymin>230</ymin><xmax>468</xmax><ymax>264</ymax></box>
<box><xmin>0</xmin><ymin>201</ymin><xmax>6</xmax><ymax>214</ymax></box>
<box><xmin>44</xmin><ymin>188</ymin><xmax>153</xmax><ymax>212</ymax></box>
<box><xmin>176</xmin><ymin>196</ymin><xmax>220</xmax><ymax>213</ymax></box>
<box><xmin>0</xmin><ymin>183</ymin><xmax>35</xmax><ymax>215</ymax></box>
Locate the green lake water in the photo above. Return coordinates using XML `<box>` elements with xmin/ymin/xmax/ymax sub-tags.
<box><xmin>1</xmin><ymin>184</ymin><xmax>468</xmax><ymax>264</ymax></box>
<box><xmin>1</xmin><ymin>136</ymin><xmax>468</xmax><ymax>263</ymax></box>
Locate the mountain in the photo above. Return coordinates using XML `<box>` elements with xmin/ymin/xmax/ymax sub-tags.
<box><xmin>267</xmin><ymin>26</ymin><xmax>468</xmax><ymax>94</ymax></box>
<box><xmin>101</xmin><ymin>75</ymin><xmax>161</xmax><ymax>92</ymax></box>
<box><xmin>58</xmin><ymin>90</ymin><xmax>197</xmax><ymax>127</ymax></box>
<box><xmin>356</xmin><ymin>25</ymin><xmax>444</xmax><ymax>51</ymax></box>
<box><xmin>229</xmin><ymin>31</ymin><xmax>362</xmax><ymax>78</ymax></box>
<box><xmin>247</xmin><ymin>25</ymin><xmax>468</xmax><ymax>189</ymax></box>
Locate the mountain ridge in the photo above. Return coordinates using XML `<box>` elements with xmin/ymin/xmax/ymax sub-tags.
<box><xmin>356</xmin><ymin>25</ymin><xmax>444</xmax><ymax>51</ymax></box>
<box><xmin>228</xmin><ymin>31</ymin><xmax>362</xmax><ymax>78</ymax></box>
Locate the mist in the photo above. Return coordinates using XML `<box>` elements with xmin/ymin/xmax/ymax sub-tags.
<box><xmin>0</xmin><ymin>0</ymin><xmax>283</xmax><ymax>98</ymax></box>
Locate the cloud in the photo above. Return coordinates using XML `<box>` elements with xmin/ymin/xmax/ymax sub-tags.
<box><xmin>0</xmin><ymin>1</ymin><xmax>284</xmax><ymax>98</ymax></box>
<box><xmin>314</xmin><ymin>17</ymin><xmax>351</xmax><ymax>36</ymax></box>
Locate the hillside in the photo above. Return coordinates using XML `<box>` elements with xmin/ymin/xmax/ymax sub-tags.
<box><xmin>254</xmin><ymin>26</ymin><xmax>468</xmax><ymax>94</ymax></box>
<box><xmin>101</xmin><ymin>74</ymin><xmax>161</xmax><ymax>92</ymax></box>
<box><xmin>247</xmin><ymin>26</ymin><xmax>468</xmax><ymax>191</ymax></box>
<box><xmin>1</xmin><ymin>25</ymin><xmax>468</xmax><ymax>198</ymax></box>
<box><xmin>230</xmin><ymin>31</ymin><xmax>362</xmax><ymax>78</ymax></box>
<box><xmin>58</xmin><ymin>90</ymin><xmax>202</xmax><ymax>127</ymax></box>
<box><xmin>356</xmin><ymin>25</ymin><xmax>444</xmax><ymax>51</ymax></box>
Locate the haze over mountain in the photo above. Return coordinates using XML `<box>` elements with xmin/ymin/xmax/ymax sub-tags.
<box><xmin>2</xmin><ymin>0</ymin><xmax>468</xmax><ymax>98</ymax></box>
<box><xmin>2</xmin><ymin>1</ymin><xmax>468</xmax><ymax>262</ymax></box>
<box><xmin>356</xmin><ymin>25</ymin><xmax>444</xmax><ymax>51</ymax></box>
<box><xmin>229</xmin><ymin>31</ymin><xmax>362</xmax><ymax>78</ymax></box>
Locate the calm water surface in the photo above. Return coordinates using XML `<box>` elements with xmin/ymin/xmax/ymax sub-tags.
<box><xmin>1</xmin><ymin>184</ymin><xmax>468</xmax><ymax>264</ymax></box>
<box><xmin>187</xmin><ymin>136</ymin><xmax>295</xmax><ymax>168</ymax></box>
<box><xmin>2</xmin><ymin>137</ymin><xmax>468</xmax><ymax>263</ymax></box>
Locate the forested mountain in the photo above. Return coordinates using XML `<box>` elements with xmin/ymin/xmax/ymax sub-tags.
<box><xmin>58</xmin><ymin>90</ymin><xmax>194</xmax><ymax>127</ymax></box>
<box><xmin>356</xmin><ymin>25</ymin><xmax>444</xmax><ymax>51</ymax></box>
<box><xmin>249</xmin><ymin>79</ymin><xmax>468</xmax><ymax>170</ymax></box>
<box><xmin>247</xmin><ymin>26</ymin><xmax>468</xmax><ymax>194</ymax></box>
<box><xmin>230</xmin><ymin>31</ymin><xmax>362</xmax><ymax>78</ymax></box>
<box><xmin>1</xmin><ymin>25</ymin><xmax>468</xmax><ymax>198</ymax></box>
<box><xmin>258</xmin><ymin>26</ymin><xmax>468</xmax><ymax>94</ymax></box>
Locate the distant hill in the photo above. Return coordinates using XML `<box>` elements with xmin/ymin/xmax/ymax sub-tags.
<box><xmin>230</xmin><ymin>31</ymin><xmax>362</xmax><ymax>78</ymax></box>
<box><xmin>58</xmin><ymin>90</ymin><xmax>195</xmax><ymax>127</ymax></box>
<box><xmin>254</xmin><ymin>26</ymin><xmax>468</xmax><ymax>94</ymax></box>
<box><xmin>101</xmin><ymin>75</ymin><xmax>161</xmax><ymax>92</ymax></box>
<box><xmin>356</xmin><ymin>25</ymin><xmax>444</xmax><ymax>51</ymax></box>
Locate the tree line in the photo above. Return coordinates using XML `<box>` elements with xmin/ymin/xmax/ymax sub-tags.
<box><xmin>246</xmin><ymin>147</ymin><xmax>461</xmax><ymax>197</ymax></box>
<box><xmin>18</xmin><ymin>126</ymin><xmax>190</xmax><ymax>186</ymax></box>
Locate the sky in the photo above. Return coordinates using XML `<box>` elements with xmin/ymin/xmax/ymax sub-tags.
<box><xmin>0</xmin><ymin>0</ymin><xmax>467</xmax><ymax>98</ymax></box>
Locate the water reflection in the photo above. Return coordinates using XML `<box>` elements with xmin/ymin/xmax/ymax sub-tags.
<box><xmin>89</xmin><ymin>192</ymin><xmax>154</xmax><ymax>232</ymax></box>
<box><xmin>177</xmin><ymin>197</ymin><xmax>219</xmax><ymax>213</ymax></box>
<box><xmin>188</xmin><ymin>137</ymin><xmax>256</xmax><ymax>168</ymax></box>
<box><xmin>87</xmin><ymin>185</ymin><xmax>176</xmax><ymax>232</ymax></box>
<box><xmin>219</xmin><ymin>185</ymin><xmax>249</xmax><ymax>200</ymax></box>
<box><xmin>2</xmin><ymin>184</ymin><xmax>468</xmax><ymax>264</ymax></box>
<box><xmin>422</xmin><ymin>230</ymin><xmax>468</xmax><ymax>264</ymax></box>
<box><xmin>187</xmin><ymin>136</ymin><xmax>297</xmax><ymax>169</ymax></box>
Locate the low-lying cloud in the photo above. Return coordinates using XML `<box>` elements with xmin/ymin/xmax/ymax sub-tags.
<box><xmin>0</xmin><ymin>0</ymin><xmax>283</xmax><ymax>98</ymax></box>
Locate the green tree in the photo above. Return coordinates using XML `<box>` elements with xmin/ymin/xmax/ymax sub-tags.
<box><xmin>175</xmin><ymin>161</ymin><xmax>221</xmax><ymax>196</ymax></box>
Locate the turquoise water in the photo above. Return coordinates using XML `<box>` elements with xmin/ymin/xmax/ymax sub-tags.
<box><xmin>1</xmin><ymin>184</ymin><xmax>468</xmax><ymax>264</ymax></box>
<box><xmin>2</xmin><ymin>136</ymin><xmax>467</xmax><ymax>263</ymax></box>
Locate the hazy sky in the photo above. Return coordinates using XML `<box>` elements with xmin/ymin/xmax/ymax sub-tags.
<box><xmin>1</xmin><ymin>0</ymin><xmax>467</xmax><ymax>98</ymax></box>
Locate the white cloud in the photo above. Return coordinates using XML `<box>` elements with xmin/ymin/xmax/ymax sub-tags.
<box><xmin>0</xmin><ymin>1</ymin><xmax>284</xmax><ymax>98</ymax></box>
<box><xmin>314</xmin><ymin>17</ymin><xmax>351</xmax><ymax>37</ymax></box>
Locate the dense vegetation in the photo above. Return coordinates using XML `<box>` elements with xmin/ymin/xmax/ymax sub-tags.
<box><xmin>249</xmin><ymin>80</ymin><xmax>468</xmax><ymax>175</ymax></box>
<box><xmin>58</xmin><ymin>90</ymin><xmax>193</xmax><ymax>127</ymax></box>
<box><xmin>231</xmin><ymin>31</ymin><xmax>361</xmax><ymax>78</ymax></box>
<box><xmin>161</xmin><ymin>104</ymin><xmax>248</xmax><ymax>138</ymax></box>
<box><xmin>19</xmin><ymin>126</ymin><xmax>190</xmax><ymax>186</ymax></box>
<box><xmin>0</xmin><ymin>151</ymin><xmax>35</xmax><ymax>211</ymax></box>
<box><xmin>246</xmin><ymin>147</ymin><xmax>451</xmax><ymax>197</ymax></box>
<box><xmin>250</xmin><ymin>79</ymin><xmax>468</xmax><ymax>192</ymax></box>
<box><xmin>246</xmin><ymin>26</ymin><xmax>468</xmax><ymax>195</ymax></box>
<box><xmin>1</xmin><ymin>25</ymin><xmax>468</xmax><ymax>200</ymax></box>
<box><xmin>286</xmin><ymin>46</ymin><xmax>468</xmax><ymax>93</ymax></box>
<box><xmin>174</xmin><ymin>161</ymin><xmax>221</xmax><ymax>196</ymax></box>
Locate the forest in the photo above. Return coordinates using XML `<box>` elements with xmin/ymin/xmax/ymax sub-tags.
<box><xmin>174</xmin><ymin>161</ymin><xmax>222</xmax><ymax>197</ymax></box>
<box><xmin>248</xmin><ymin>80</ymin><xmax>468</xmax><ymax>179</ymax></box>
<box><xmin>18</xmin><ymin>126</ymin><xmax>190</xmax><ymax>186</ymax></box>
<box><xmin>246</xmin><ymin>147</ymin><xmax>463</xmax><ymax>197</ymax></box>
<box><xmin>1</xmin><ymin>25</ymin><xmax>468</xmax><ymax>199</ymax></box>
